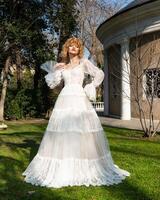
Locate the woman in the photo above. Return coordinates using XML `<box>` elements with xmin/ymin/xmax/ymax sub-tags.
<box><xmin>22</xmin><ymin>37</ymin><xmax>130</xmax><ymax>188</ymax></box>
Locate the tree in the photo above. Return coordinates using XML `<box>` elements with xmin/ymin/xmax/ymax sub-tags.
<box><xmin>76</xmin><ymin>0</ymin><xmax>131</xmax><ymax>65</ymax></box>
<box><xmin>0</xmin><ymin>0</ymin><xmax>79</xmax><ymax>121</ymax></box>
<box><xmin>0</xmin><ymin>0</ymin><xmax>52</xmax><ymax>121</ymax></box>
<box><xmin>75</xmin><ymin>0</ymin><xmax>131</xmax><ymax>101</ymax></box>
<box><xmin>130</xmin><ymin>34</ymin><xmax>160</xmax><ymax>137</ymax></box>
<box><xmin>45</xmin><ymin>0</ymin><xmax>78</xmax><ymax>62</ymax></box>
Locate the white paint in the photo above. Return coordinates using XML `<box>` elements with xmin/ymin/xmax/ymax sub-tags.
<box><xmin>97</xmin><ymin>1</ymin><xmax>160</xmax><ymax>48</ymax></box>
<box><xmin>120</xmin><ymin>38</ymin><xmax>131</xmax><ymax>120</ymax></box>
<box><xmin>92</xmin><ymin>102</ymin><xmax>104</xmax><ymax>112</ymax></box>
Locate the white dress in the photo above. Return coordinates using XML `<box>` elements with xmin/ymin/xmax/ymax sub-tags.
<box><xmin>22</xmin><ymin>58</ymin><xmax>130</xmax><ymax>188</ymax></box>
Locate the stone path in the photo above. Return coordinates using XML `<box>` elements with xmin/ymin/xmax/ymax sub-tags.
<box><xmin>99</xmin><ymin>115</ymin><xmax>160</xmax><ymax>132</ymax></box>
<box><xmin>4</xmin><ymin>115</ymin><xmax>160</xmax><ymax>132</ymax></box>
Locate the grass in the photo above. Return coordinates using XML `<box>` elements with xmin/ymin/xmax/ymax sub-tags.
<box><xmin>0</xmin><ymin>121</ymin><xmax>160</xmax><ymax>200</ymax></box>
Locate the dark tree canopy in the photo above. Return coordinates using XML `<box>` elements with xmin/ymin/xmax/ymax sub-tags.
<box><xmin>0</xmin><ymin>0</ymin><xmax>78</xmax><ymax>120</ymax></box>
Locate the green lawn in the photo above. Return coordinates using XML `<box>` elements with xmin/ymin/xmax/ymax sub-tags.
<box><xmin>0</xmin><ymin>121</ymin><xmax>160</xmax><ymax>200</ymax></box>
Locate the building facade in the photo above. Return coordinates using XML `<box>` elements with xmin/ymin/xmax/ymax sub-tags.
<box><xmin>96</xmin><ymin>0</ymin><xmax>160</xmax><ymax>120</ymax></box>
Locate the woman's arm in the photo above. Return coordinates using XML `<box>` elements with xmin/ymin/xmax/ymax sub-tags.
<box><xmin>40</xmin><ymin>60</ymin><xmax>64</xmax><ymax>89</ymax></box>
<box><xmin>83</xmin><ymin>58</ymin><xmax>104</xmax><ymax>87</ymax></box>
<box><xmin>83</xmin><ymin>58</ymin><xmax>104</xmax><ymax>101</ymax></box>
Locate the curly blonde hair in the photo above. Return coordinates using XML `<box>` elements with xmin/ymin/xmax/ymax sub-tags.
<box><xmin>60</xmin><ymin>37</ymin><xmax>84</xmax><ymax>63</ymax></box>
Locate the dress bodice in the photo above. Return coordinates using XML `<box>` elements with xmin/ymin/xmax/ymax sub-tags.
<box><xmin>62</xmin><ymin>61</ymin><xmax>85</xmax><ymax>86</ymax></box>
<box><xmin>40</xmin><ymin>58</ymin><xmax>105</xmax><ymax>101</ymax></box>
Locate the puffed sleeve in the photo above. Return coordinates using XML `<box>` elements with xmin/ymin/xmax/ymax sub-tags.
<box><xmin>40</xmin><ymin>60</ymin><xmax>63</xmax><ymax>89</ymax></box>
<box><xmin>83</xmin><ymin>58</ymin><xmax>104</xmax><ymax>101</ymax></box>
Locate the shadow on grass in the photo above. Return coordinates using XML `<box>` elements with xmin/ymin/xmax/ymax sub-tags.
<box><xmin>0</xmin><ymin>130</ymin><xmax>45</xmax><ymax>137</ymax></box>
<box><xmin>0</xmin><ymin>153</ymin><xmax>153</xmax><ymax>200</ymax></box>
<box><xmin>110</xmin><ymin>144</ymin><xmax>160</xmax><ymax>160</ymax></box>
<box><xmin>0</xmin><ymin>131</ymin><xmax>43</xmax><ymax>162</ymax></box>
<box><xmin>103</xmin><ymin>126</ymin><xmax>160</xmax><ymax>145</ymax></box>
<box><xmin>107</xmin><ymin>135</ymin><xmax>160</xmax><ymax>145</ymax></box>
<box><xmin>0</xmin><ymin>125</ymin><xmax>158</xmax><ymax>200</ymax></box>
<box><xmin>105</xmin><ymin>179</ymin><xmax>153</xmax><ymax>200</ymax></box>
<box><xmin>0</xmin><ymin>123</ymin><xmax>47</xmax><ymax>136</ymax></box>
<box><xmin>0</xmin><ymin>154</ymin><xmax>80</xmax><ymax>200</ymax></box>
<box><xmin>103</xmin><ymin>125</ymin><xmax>143</xmax><ymax>135</ymax></box>
<box><xmin>0</xmin><ymin>137</ymin><xmax>79</xmax><ymax>200</ymax></box>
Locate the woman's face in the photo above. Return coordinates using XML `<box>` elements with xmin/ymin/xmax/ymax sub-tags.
<box><xmin>68</xmin><ymin>43</ymin><xmax>79</xmax><ymax>56</ymax></box>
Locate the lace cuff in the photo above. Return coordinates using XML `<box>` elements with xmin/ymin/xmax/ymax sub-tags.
<box><xmin>44</xmin><ymin>71</ymin><xmax>62</xmax><ymax>89</ymax></box>
<box><xmin>40</xmin><ymin>60</ymin><xmax>63</xmax><ymax>89</ymax></box>
<box><xmin>83</xmin><ymin>58</ymin><xmax>104</xmax><ymax>88</ymax></box>
<box><xmin>84</xmin><ymin>82</ymin><xmax>96</xmax><ymax>101</ymax></box>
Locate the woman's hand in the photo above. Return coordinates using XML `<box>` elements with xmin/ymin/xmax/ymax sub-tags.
<box><xmin>55</xmin><ymin>62</ymin><xmax>66</xmax><ymax>69</ymax></box>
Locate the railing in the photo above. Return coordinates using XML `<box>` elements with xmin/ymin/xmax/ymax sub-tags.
<box><xmin>92</xmin><ymin>102</ymin><xmax>104</xmax><ymax>111</ymax></box>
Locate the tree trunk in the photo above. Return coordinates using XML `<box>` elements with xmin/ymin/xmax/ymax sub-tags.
<box><xmin>0</xmin><ymin>56</ymin><xmax>11</xmax><ymax>122</ymax></box>
<box><xmin>34</xmin><ymin>64</ymin><xmax>40</xmax><ymax>89</ymax></box>
<box><xmin>16</xmin><ymin>51</ymin><xmax>22</xmax><ymax>89</ymax></box>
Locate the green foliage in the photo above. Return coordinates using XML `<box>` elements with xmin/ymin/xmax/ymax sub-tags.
<box><xmin>5</xmin><ymin>89</ymin><xmax>37</xmax><ymax>119</ymax></box>
<box><xmin>7</xmin><ymin>100</ymin><xmax>21</xmax><ymax>119</ymax></box>
<box><xmin>46</xmin><ymin>0</ymin><xmax>78</xmax><ymax>60</ymax></box>
<box><xmin>0</xmin><ymin>0</ymin><xmax>79</xmax><ymax>120</ymax></box>
<box><xmin>4</xmin><ymin>85</ymin><xmax>56</xmax><ymax>120</ymax></box>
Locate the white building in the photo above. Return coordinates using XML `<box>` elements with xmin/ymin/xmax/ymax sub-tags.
<box><xmin>96</xmin><ymin>0</ymin><xmax>160</xmax><ymax>120</ymax></box>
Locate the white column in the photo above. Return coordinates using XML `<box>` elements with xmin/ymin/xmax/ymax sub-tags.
<box><xmin>120</xmin><ymin>38</ymin><xmax>131</xmax><ymax>120</ymax></box>
<box><xmin>103</xmin><ymin>49</ymin><xmax>109</xmax><ymax>116</ymax></box>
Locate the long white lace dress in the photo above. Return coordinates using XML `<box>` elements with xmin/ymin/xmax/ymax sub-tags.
<box><xmin>22</xmin><ymin>58</ymin><xmax>130</xmax><ymax>188</ymax></box>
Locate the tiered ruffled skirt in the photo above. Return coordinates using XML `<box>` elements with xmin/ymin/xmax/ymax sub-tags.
<box><xmin>22</xmin><ymin>83</ymin><xmax>130</xmax><ymax>188</ymax></box>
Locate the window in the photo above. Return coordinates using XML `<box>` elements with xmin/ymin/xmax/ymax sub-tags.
<box><xmin>144</xmin><ymin>68</ymin><xmax>160</xmax><ymax>98</ymax></box>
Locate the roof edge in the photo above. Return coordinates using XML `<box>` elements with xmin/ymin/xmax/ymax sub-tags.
<box><xmin>96</xmin><ymin>0</ymin><xmax>158</xmax><ymax>37</ymax></box>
